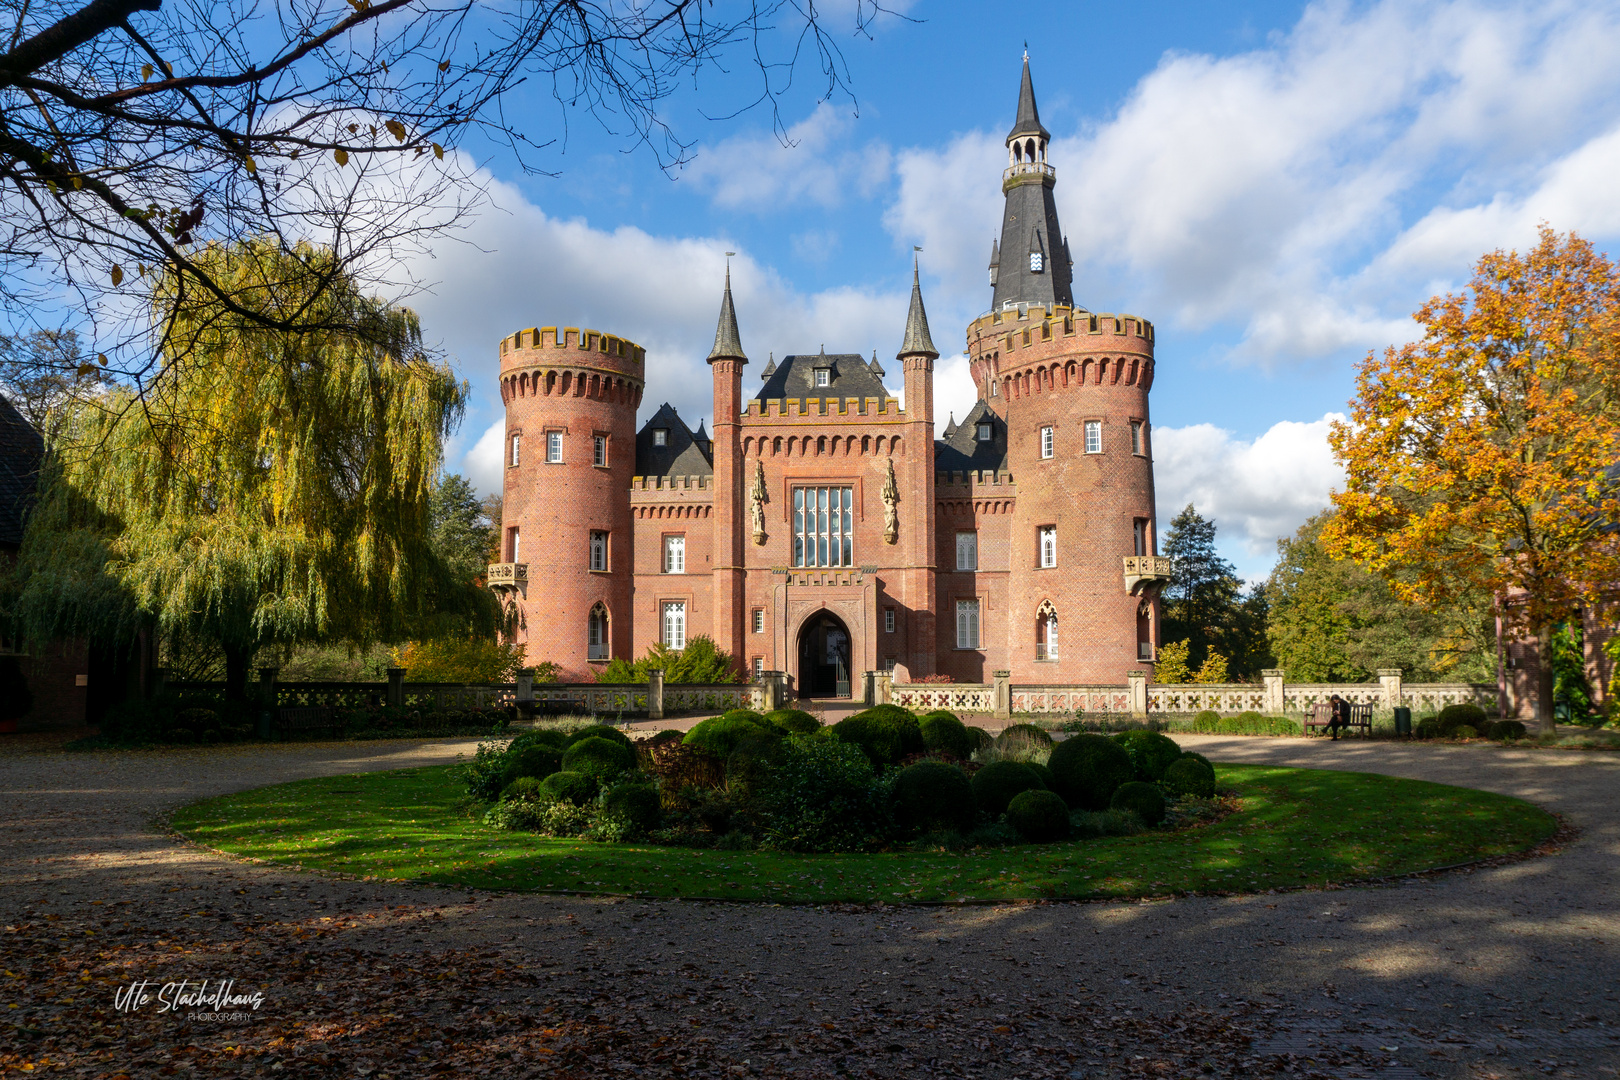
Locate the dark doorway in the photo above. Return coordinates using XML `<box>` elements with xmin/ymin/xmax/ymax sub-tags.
<box><xmin>798</xmin><ymin>612</ymin><xmax>852</xmax><ymax>698</ymax></box>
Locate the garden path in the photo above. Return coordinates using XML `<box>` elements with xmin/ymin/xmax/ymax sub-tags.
<box><xmin>0</xmin><ymin>733</ymin><xmax>1615</xmax><ymax>1078</ymax></box>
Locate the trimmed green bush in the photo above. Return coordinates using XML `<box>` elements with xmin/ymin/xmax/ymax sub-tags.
<box><xmin>566</xmin><ymin>724</ymin><xmax>633</xmax><ymax>749</ymax></box>
<box><xmin>721</xmin><ymin>708</ymin><xmax>767</xmax><ymax>727</ymax></box>
<box><xmin>919</xmin><ymin>712</ymin><xmax>976</xmax><ymax>759</ymax></box>
<box><xmin>1415</xmin><ymin>717</ymin><xmax>1441</xmax><ymax>739</ymax></box>
<box><xmin>539</xmin><ymin>770</ymin><xmax>596</xmax><ymax>806</ymax></box>
<box><xmin>763</xmin><ymin>708</ymin><xmax>820</xmax><ymax>735</ymax></box>
<box><xmin>1234</xmin><ymin>710</ymin><xmax>1264</xmax><ymax>725</ymax></box>
<box><xmin>1214</xmin><ymin>715</ymin><xmax>1302</xmax><ymax>736</ymax></box>
<box><xmin>599</xmin><ymin>779</ymin><xmax>662</xmax><ymax>836</ymax></box>
<box><xmin>1006</xmin><ymin>789</ymin><xmax>1070</xmax><ymax>842</ymax></box>
<box><xmin>1452</xmin><ymin>724</ymin><xmax>1480</xmax><ymax>739</ymax></box>
<box><xmin>561</xmin><ymin>736</ymin><xmax>637</xmax><ymax>779</ymax></box>
<box><xmin>513</xmin><ymin>728</ymin><xmax>570</xmax><ymax>751</ymax></box>
<box><xmin>501</xmin><ymin>744</ymin><xmax>563</xmax><ymax>787</ymax></box>
<box><xmin>725</xmin><ymin>731</ymin><xmax>785</xmax><ymax>794</ymax></box>
<box><xmin>1191</xmin><ymin>709</ymin><xmax>1222</xmax><ymax>733</ymax></box>
<box><xmin>1047</xmin><ymin>733</ymin><xmax>1134</xmax><ymax>810</ymax></box>
<box><xmin>644</xmin><ymin>729</ymin><xmax>685</xmax><ymax>747</ymax></box>
<box><xmin>501</xmin><ymin>775</ymin><xmax>545</xmax><ymax>801</ymax></box>
<box><xmin>892</xmin><ymin>761</ymin><xmax>977</xmax><ymax>833</ymax></box>
<box><xmin>971</xmin><ymin>760</ymin><xmax>1047</xmax><ymax>816</ymax></box>
<box><xmin>683</xmin><ymin>715</ymin><xmax>771</xmax><ymax>758</ymax></box>
<box><xmin>755</xmin><ymin>736</ymin><xmax>894</xmax><ymax>853</ymax></box>
<box><xmin>831</xmin><ymin>708</ymin><xmax>923</xmax><ymax>767</ymax></box>
<box><xmin>1490</xmin><ymin>720</ymin><xmax>1528</xmax><ymax>740</ymax></box>
<box><xmin>1110</xmin><ymin>781</ymin><xmax>1167</xmax><ymax>826</ymax></box>
<box><xmin>1026</xmin><ymin>761</ymin><xmax>1057</xmax><ymax>792</ymax></box>
<box><xmin>1437</xmin><ymin>703</ymin><xmax>1488</xmax><ymax>736</ymax></box>
<box><xmin>967</xmin><ymin>726</ymin><xmax>995</xmax><ymax>754</ymax></box>
<box><xmin>1110</xmin><ymin>729</ymin><xmax>1183</xmax><ymax>782</ymax></box>
<box><xmin>1162</xmin><ymin>756</ymin><xmax>1215</xmax><ymax>799</ymax></box>
<box><xmin>994</xmin><ymin>723</ymin><xmax>1054</xmax><ymax>757</ymax></box>
<box><xmin>1180</xmin><ymin>751</ymin><xmax>1216</xmax><ymax>778</ymax></box>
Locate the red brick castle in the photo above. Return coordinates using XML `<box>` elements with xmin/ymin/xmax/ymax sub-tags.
<box><xmin>490</xmin><ymin>59</ymin><xmax>1171</xmax><ymax>693</ymax></box>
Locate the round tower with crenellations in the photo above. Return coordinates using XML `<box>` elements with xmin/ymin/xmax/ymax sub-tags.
<box><xmin>961</xmin><ymin>54</ymin><xmax>1168</xmax><ymax>683</ymax></box>
<box><xmin>493</xmin><ymin>325</ymin><xmax>645</xmax><ymax>679</ymax></box>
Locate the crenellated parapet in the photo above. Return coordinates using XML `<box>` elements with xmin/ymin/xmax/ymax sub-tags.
<box><xmin>739</xmin><ymin>397</ymin><xmax>905</xmax><ymax>421</ymax></box>
<box><xmin>935</xmin><ymin>469</ymin><xmax>1017</xmax><ymax>518</ymax></box>
<box><xmin>499</xmin><ymin>326</ymin><xmax>646</xmax><ymax>408</ymax></box>
<box><xmin>966</xmin><ymin>305</ymin><xmax>1155</xmax><ymax>402</ymax></box>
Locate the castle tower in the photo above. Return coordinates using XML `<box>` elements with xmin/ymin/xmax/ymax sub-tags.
<box><xmin>962</xmin><ymin>57</ymin><xmax>1168</xmax><ymax>683</ymax></box>
<box><xmin>897</xmin><ymin>262</ymin><xmax>939</xmax><ymax>675</ymax></box>
<box><xmin>707</xmin><ymin>264</ymin><xmax>749</xmax><ymax>676</ymax></box>
<box><xmin>492</xmin><ymin>324</ymin><xmax>644</xmax><ymax>679</ymax></box>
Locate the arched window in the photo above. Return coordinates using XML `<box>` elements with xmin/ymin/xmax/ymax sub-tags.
<box><xmin>588</xmin><ymin>604</ymin><xmax>610</xmax><ymax>660</ymax></box>
<box><xmin>1035</xmin><ymin>600</ymin><xmax>1058</xmax><ymax>661</ymax></box>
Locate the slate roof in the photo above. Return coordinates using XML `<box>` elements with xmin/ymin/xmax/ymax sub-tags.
<box><xmin>707</xmin><ymin>265</ymin><xmax>746</xmax><ymax>363</ymax></box>
<box><xmin>0</xmin><ymin>393</ymin><xmax>42</xmax><ymax>549</ymax></box>
<box><xmin>992</xmin><ymin>59</ymin><xmax>1075</xmax><ymax>313</ymax></box>
<box><xmin>754</xmin><ymin>349</ymin><xmax>893</xmax><ymax>407</ymax></box>
<box><xmin>635</xmin><ymin>402</ymin><xmax>713</xmax><ymax>477</ymax></box>
<box><xmin>1007</xmin><ymin>55</ymin><xmax>1050</xmax><ymax>141</ymax></box>
<box><xmin>934</xmin><ymin>399</ymin><xmax>1009</xmax><ymax>474</ymax></box>
<box><xmin>898</xmin><ymin>264</ymin><xmax>938</xmax><ymax>358</ymax></box>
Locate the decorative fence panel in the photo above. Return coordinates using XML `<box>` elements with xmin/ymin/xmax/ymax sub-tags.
<box><xmin>662</xmin><ymin>684</ymin><xmax>762</xmax><ymax>714</ymax></box>
<box><xmin>1402</xmin><ymin>684</ymin><xmax>1498</xmax><ymax>715</ymax></box>
<box><xmin>401</xmin><ymin>684</ymin><xmax>515</xmax><ymax>710</ymax></box>
<box><xmin>890</xmin><ymin>684</ymin><xmax>995</xmax><ymax>713</ymax></box>
<box><xmin>532</xmin><ymin>684</ymin><xmax>650</xmax><ymax>714</ymax></box>
<box><xmin>1014</xmin><ymin>686</ymin><xmax>1131</xmax><ymax>715</ymax></box>
<box><xmin>1280</xmin><ymin>683</ymin><xmax>1386</xmax><ymax>713</ymax></box>
<box><xmin>1146</xmin><ymin>685</ymin><xmax>1268</xmax><ymax>714</ymax></box>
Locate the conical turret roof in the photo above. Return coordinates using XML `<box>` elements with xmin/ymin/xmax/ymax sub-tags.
<box><xmin>897</xmin><ymin>262</ymin><xmax>938</xmax><ymax>359</ymax></box>
<box><xmin>706</xmin><ymin>264</ymin><xmax>746</xmax><ymax>363</ymax></box>
<box><xmin>868</xmin><ymin>349</ymin><xmax>886</xmax><ymax>378</ymax></box>
<box><xmin>1007</xmin><ymin>54</ymin><xmax>1049</xmax><ymax>142</ymax></box>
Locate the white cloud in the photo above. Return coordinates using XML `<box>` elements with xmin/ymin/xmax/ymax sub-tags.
<box><xmin>1152</xmin><ymin>414</ymin><xmax>1345</xmax><ymax>572</ymax></box>
<box><xmin>462</xmin><ymin>419</ymin><xmax>506</xmax><ymax>497</ymax></box>
<box><xmin>680</xmin><ymin>103</ymin><xmax>893</xmax><ymax>210</ymax></box>
<box><xmin>409</xmin><ymin>170</ymin><xmax>920</xmax><ymax>492</ymax></box>
<box><xmin>884</xmin><ymin>0</ymin><xmax>1620</xmax><ymax>366</ymax></box>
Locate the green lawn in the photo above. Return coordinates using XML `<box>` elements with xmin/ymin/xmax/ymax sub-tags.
<box><xmin>170</xmin><ymin>764</ymin><xmax>1557</xmax><ymax>903</ymax></box>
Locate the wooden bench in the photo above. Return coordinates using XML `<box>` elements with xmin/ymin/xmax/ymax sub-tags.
<box><xmin>1304</xmin><ymin>702</ymin><xmax>1373</xmax><ymax>737</ymax></box>
<box><xmin>276</xmin><ymin>706</ymin><xmax>344</xmax><ymax>739</ymax></box>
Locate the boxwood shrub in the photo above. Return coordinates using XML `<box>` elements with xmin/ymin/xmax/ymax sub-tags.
<box><xmin>566</xmin><ymin>724</ymin><xmax>633</xmax><ymax>749</ymax></box>
<box><xmin>763</xmin><ymin>708</ymin><xmax>820</xmax><ymax>735</ymax></box>
<box><xmin>1110</xmin><ymin>729</ymin><xmax>1183</xmax><ymax>782</ymax></box>
<box><xmin>892</xmin><ymin>760</ymin><xmax>977</xmax><ymax>833</ymax></box>
<box><xmin>539</xmin><ymin>770</ymin><xmax>597</xmax><ymax>806</ymax></box>
<box><xmin>919</xmin><ymin>712</ymin><xmax>977</xmax><ymax>759</ymax></box>
<box><xmin>1191</xmin><ymin>709</ymin><xmax>1222</xmax><ymax>733</ymax></box>
<box><xmin>1488</xmin><ymin>720</ymin><xmax>1528</xmax><ymax>740</ymax></box>
<box><xmin>1047</xmin><ymin>733</ymin><xmax>1134</xmax><ymax>810</ymax></box>
<box><xmin>1005</xmin><ymin>789</ymin><xmax>1070</xmax><ymax>842</ymax></box>
<box><xmin>561</xmin><ymin>736</ymin><xmax>637</xmax><ymax>779</ymax></box>
<box><xmin>501</xmin><ymin>743</ymin><xmax>563</xmax><ymax>788</ymax></box>
<box><xmin>1161</xmin><ymin>756</ymin><xmax>1215</xmax><ymax>799</ymax></box>
<box><xmin>1026</xmin><ymin>760</ymin><xmax>1057</xmax><ymax>792</ymax></box>
<box><xmin>684</xmin><ymin>715</ymin><xmax>771</xmax><ymax>758</ymax></box>
<box><xmin>1437</xmin><ymin>703</ymin><xmax>1488</xmax><ymax>736</ymax></box>
<box><xmin>501</xmin><ymin>775</ymin><xmax>545</xmax><ymax>801</ymax></box>
<box><xmin>597</xmin><ymin>778</ymin><xmax>662</xmax><ymax>838</ymax></box>
<box><xmin>971</xmin><ymin>760</ymin><xmax>1046</xmax><ymax>816</ymax></box>
<box><xmin>831</xmin><ymin>708</ymin><xmax>923</xmax><ymax>767</ymax></box>
<box><xmin>755</xmin><ymin>736</ymin><xmax>894</xmax><ymax>853</ymax></box>
<box><xmin>1110</xmin><ymin>780</ymin><xmax>1167</xmax><ymax>826</ymax></box>
<box><xmin>994</xmin><ymin>723</ymin><xmax>1054</xmax><ymax>757</ymax></box>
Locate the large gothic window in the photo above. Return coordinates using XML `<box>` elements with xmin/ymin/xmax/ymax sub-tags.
<box><xmin>1035</xmin><ymin>601</ymin><xmax>1059</xmax><ymax>661</ymax></box>
<box><xmin>588</xmin><ymin>605</ymin><xmax>610</xmax><ymax>660</ymax></box>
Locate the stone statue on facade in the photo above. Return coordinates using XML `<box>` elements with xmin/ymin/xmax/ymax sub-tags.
<box><xmin>750</xmin><ymin>459</ymin><xmax>768</xmax><ymax>545</ymax></box>
<box><xmin>881</xmin><ymin>456</ymin><xmax>899</xmax><ymax>545</ymax></box>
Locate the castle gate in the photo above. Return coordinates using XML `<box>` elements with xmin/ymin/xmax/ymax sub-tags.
<box><xmin>797</xmin><ymin>611</ymin><xmax>852</xmax><ymax>699</ymax></box>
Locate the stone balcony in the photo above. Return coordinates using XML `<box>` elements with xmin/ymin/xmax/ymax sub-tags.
<box><xmin>1002</xmin><ymin>161</ymin><xmax>1055</xmax><ymax>187</ymax></box>
<box><xmin>1123</xmin><ymin>555</ymin><xmax>1173</xmax><ymax>595</ymax></box>
<box><xmin>487</xmin><ymin>562</ymin><xmax>528</xmax><ymax>594</ymax></box>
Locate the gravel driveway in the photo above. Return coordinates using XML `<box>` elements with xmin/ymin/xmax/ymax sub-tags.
<box><xmin>1</xmin><ymin>733</ymin><xmax>1616</xmax><ymax>1079</ymax></box>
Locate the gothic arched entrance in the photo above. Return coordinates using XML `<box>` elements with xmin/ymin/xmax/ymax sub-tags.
<box><xmin>798</xmin><ymin>611</ymin><xmax>852</xmax><ymax>699</ymax></box>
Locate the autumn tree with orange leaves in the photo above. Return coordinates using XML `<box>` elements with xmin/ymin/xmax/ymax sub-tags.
<box><xmin>1324</xmin><ymin>226</ymin><xmax>1620</xmax><ymax>732</ymax></box>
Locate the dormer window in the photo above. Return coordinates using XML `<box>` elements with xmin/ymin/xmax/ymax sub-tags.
<box><xmin>652</xmin><ymin>429</ymin><xmax>667</xmax><ymax>447</ymax></box>
<box><xmin>977</xmin><ymin>422</ymin><xmax>992</xmax><ymax>442</ymax></box>
<box><xmin>814</xmin><ymin>369</ymin><xmax>830</xmax><ymax>388</ymax></box>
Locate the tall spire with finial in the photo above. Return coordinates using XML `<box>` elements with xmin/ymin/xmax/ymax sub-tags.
<box><xmin>898</xmin><ymin>257</ymin><xmax>938</xmax><ymax>359</ymax></box>
<box><xmin>992</xmin><ymin>55</ymin><xmax>1075</xmax><ymax>312</ymax></box>
<box><xmin>707</xmin><ymin>256</ymin><xmax>746</xmax><ymax>363</ymax></box>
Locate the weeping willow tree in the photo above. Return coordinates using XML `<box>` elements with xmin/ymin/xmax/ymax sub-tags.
<box><xmin>8</xmin><ymin>239</ymin><xmax>489</xmax><ymax>701</ymax></box>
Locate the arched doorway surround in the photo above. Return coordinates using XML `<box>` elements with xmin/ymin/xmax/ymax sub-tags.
<box><xmin>797</xmin><ymin>611</ymin><xmax>852</xmax><ymax>699</ymax></box>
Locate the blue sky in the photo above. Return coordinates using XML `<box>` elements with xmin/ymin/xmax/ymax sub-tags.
<box><xmin>401</xmin><ymin>0</ymin><xmax>1620</xmax><ymax>581</ymax></box>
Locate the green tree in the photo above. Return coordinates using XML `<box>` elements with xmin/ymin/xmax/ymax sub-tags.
<box><xmin>594</xmin><ymin>635</ymin><xmax>737</xmax><ymax>685</ymax></box>
<box><xmin>1161</xmin><ymin>505</ymin><xmax>1270</xmax><ymax>677</ymax></box>
<box><xmin>1152</xmin><ymin>639</ymin><xmax>1191</xmax><ymax>684</ymax></box>
<box><xmin>430</xmin><ymin>474</ymin><xmax>496</xmax><ymax>585</ymax></box>
<box><xmin>1267</xmin><ymin>511</ymin><xmax>1493</xmax><ymax>682</ymax></box>
<box><xmin>9</xmin><ymin>240</ymin><xmax>486</xmax><ymax>702</ymax></box>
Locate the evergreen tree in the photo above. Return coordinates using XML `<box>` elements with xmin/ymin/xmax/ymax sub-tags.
<box><xmin>430</xmin><ymin>474</ymin><xmax>496</xmax><ymax>585</ymax></box>
<box><xmin>9</xmin><ymin>240</ymin><xmax>489</xmax><ymax>702</ymax></box>
<box><xmin>1160</xmin><ymin>505</ymin><xmax>1270</xmax><ymax>676</ymax></box>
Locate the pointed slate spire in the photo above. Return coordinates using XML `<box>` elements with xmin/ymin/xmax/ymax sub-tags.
<box><xmin>694</xmin><ymin>419</ymin><xmax>709</xmax><ymax>442</ymax></box>
<box><xmin>706</xmin><ymin>261</ymin><xmax>746</xmax><ymax>363</ymax></box>
<box><xmin>1008</xmin><ymin>53</ymin><xmax>1050</xmax><ymax>142</ymax></box>
<box><xmin>944</xmin><ymin>411</ymin><xmax>958</xmax><ymax>438</ymax></box>
<box><xmin>897</xmin><ymin>260</ymin><xmax>938</xmax><ymax>359</ymax></box>
<box><xmin>868</xmin><ymin>348</ymin><xmax>886</xmax><ymax>378</ymax></box>
<box><xmin>760</xmin><ymin>351</ymin><xmax>776</xmax><ymax>377</ymax></box>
